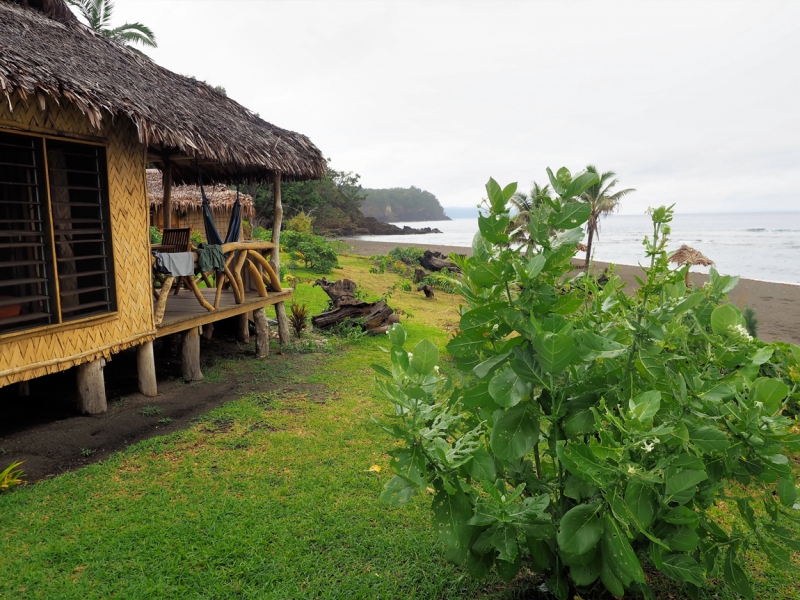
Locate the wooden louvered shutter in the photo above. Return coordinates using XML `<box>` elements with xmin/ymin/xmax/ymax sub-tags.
<box><xmin>0</xmin><ymin>132</ymin><xmax>56</xmax><ymax>333</ymax></box>
<box><xmin>46</xmin><ymin>140</ymin><xmax>116</xmax><ymax>321</ymax></box>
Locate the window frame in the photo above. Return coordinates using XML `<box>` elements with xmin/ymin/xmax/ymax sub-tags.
<box><xmin>0</xmin><ymin>129</ymin><xmax>119</xmax><ymax>341</ymax></box>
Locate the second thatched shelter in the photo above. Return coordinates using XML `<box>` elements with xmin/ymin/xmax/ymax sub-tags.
<box><xmin>146</xmin><ymin>169</ymin><xmax>256</xmax><ymax>242</ymax></box>
<box><xmin>669</xmin><ymin>244</ymin><xmax>714</xmax><ymax>286</ymax></box>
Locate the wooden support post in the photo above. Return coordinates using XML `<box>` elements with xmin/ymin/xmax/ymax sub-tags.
<box><xmin>202</xmin><ymin>323</ymin><xmax>214</xmax><ymax>340</ymax></box>
<box><xmin>76</xmin><ymin>359</ymin><xmax>107</xmax><ymax>415</ymax></box>
<box><xmin>162</xmin><ymin>158</ymin><xmax>173</xmax><ymax>229</ymax></box>
<box><xmin>17</xmin><ymin>381</ymin><xmax>30</xmax><ymax>397</ymax></box>
<box><xmin>137</xmin><ymin>340</ymin><xmax>158</xmax><ymax>397</ymax></box>
<box><xmin>182</xmin><ymin>327</ymin><xmax>203</xmax><ymax>382</ymax></box>
<box><xmin>254</xmin><ymin>308</ymin><xmax>270</xmax><ymax>358</ymax></box>
<box><xmin>271</xmin><ymin>171</ymin><xmax>291</xmax><ymax>345</ymax></box>
<box><xmin>235</xmin><ymin>313</ymin><xmax>250</xmax><ymax>344</ymax></box>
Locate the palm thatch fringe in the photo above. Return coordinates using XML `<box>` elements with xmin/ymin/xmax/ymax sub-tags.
<box><xmin>0</xmin><ymin>0</ymin><xmax>326</xmax><ymax>184</ymax></box>
<box><xmin>669</xmin><ymin>245</ymin><xmax>714</xmax><ymax>267</ymax></box>
<box><xmin>146</xmin><ymin>169</ymin><xmax>255</xmax><ymax>218</ymax></box>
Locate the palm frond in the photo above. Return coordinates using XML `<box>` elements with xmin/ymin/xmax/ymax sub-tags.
<box><xmin>110</xmin><ymin>23</ymin><xmax>157</xmax><ymax>47</ymax></box>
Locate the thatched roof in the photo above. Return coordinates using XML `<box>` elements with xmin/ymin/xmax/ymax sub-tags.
<box><xmin>0</xmin><ymin>0</ymin><xmax>326</xmax><ymax>184</ymax></box>
<box><xmin>669</xmin><ymin>244</ymin><xmax>714</xmax><ymax>267</ymax></box>
<box><xmin>146</xmin><ymin>169</ymin><xmax>255</xmax><ymax>219</ymax></box>
<box><xmin>577</xmin><ymin>242</ymin><xmax>588</xmax><ymax>253</ymax></box>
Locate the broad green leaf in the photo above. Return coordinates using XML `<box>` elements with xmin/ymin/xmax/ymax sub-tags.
<box><xmin>689</xmin><ymin>426</ymin><xmax>730</xmax><ymax>455</ymax></box>
<box><xmin>496</xmin><ymin>555</ymin><xmax>522</xmax><ymax>584</ymax></box>
<box><xmin>601</xmin><ymin>515</ymin><xmax>646</xmax><ymax>584</ymax></box>
<box><xmin>490</xmin><ymin>402</ymin><xmax>539</xmax><ymax>461</ymax></box>
<box><xmin>724</xmin><ymin>549</ymin><xmax>754</xmax><ymax>599</ymax></box>
<box><xmin>389</xmin><ymin>446</ymin><xmax>427</xmax><ymax>488</ymax></box>
<box><xmin>387</xmin><ymin>323</ymin><xmax>406</xmax><ymax>347</ymax></box>
<box><xmin>777</xmin><ymin>477</ymin><xmax>798</xmax><ymax>507</ymax></box>
<box><xmin>573</xmin><ymin>330</ymin><xmax>627</xmax><ymax>360</ymax></box>
<box><xmin>666</xmin><ymin>525</ymin><xmax>699</xmax><ymax>552</ymax></box>
<box><xmin>662</xmin><ymin>506</ymin><xmax>699</xmax><ymax>526</ymax></box>
<box><xmin>751</xmin><ymin>377</ymin><xmax>789</xmax><ymax>415</ymax></box>
<box><xmin>526</xmin><ymin>254</ymin><xmax>546</xmax><ymax>279</ymax></box>
<box><xmin>559</xmin><ymin>442</ymin><xmax>616</xmax><ymax>487</ymax></box>
<box><xmin>532</xmin><ymin>332</ymin><xmax>577</xmax><ymax>374</ymax></box>
<box><xmin>600</xmin><ymin>553</ymin><xmax>625</xmax><ymax>596</ymax></box>
<box><xmin>660</xmin><ymin>553</ymin><xmax>705</xmax><ymax>586</ymax></box>
<box><xmin>509</xmin><ymin>346</ymin><xmax>548</xmax><ymax>387</ymax></box>
<box><xmin>491</xmin><ymin>523</ymin><xmax>519</xmax><ymax>562</ymax></box>
<box><xmin>460</xmin><ymin>382</ymin><xmax>495</xmax><ymax>410</ymax></box>
<box><xmin>473</xmin><ymin>351</ymin><xmax>511</xmax><ymax>379</ymax></box>
<box><xmin>478</xmin><ymin>214</ymin><xmax>510</xmax><ymax>244</ymax></box>
<box><xmin>556</xmin><ymin>503</ymin><xmax>604</xmax><ymax>555</ymax></box>
<box><xmin>629</xmin><ymin>390</ymin><xmax>661</xmax><ymax>422</ymax></box>
<box><xmin>460</xmin><ymin>305</ymin><xmax>500</xmax><ymax>337</ymax></box>
<box><xmin>470</xmin><ymin>263</ymin><xmax>505</xmax><ymax>288</ymax></box>
<box><xmin>432</xmin><ymin>488</ymin><xmax>473</xmax><ymax>564</ymax></box>
<box><xmin>638</xmin><ymin>350</ymin><xmax>666</xmax><ymax>381</ymax></box>
<box><xmin>765</xmin><ymin>524</ymin><xmax>800</xmax><ymax>551</ymax></box>
<box><xmin>549</xmin><ymin>201</ymin><xmax>591</xmax><ymax>230</ymax></box>
<box><xmin>570</xmin><ymin>556</ymin><xmax>601</xmax><ymax>586</ymax></box>
<box><xmin>465</xmin><ymin>447</ymin><xmax>497</xmax><ymax>483</ymax></box>
<box><xmin>489</xmin><ymin>367</ymin><xmax>532</xmax><ymax>408</ymax></box>
<box><xmin>624</xmin><ymin>481</ymin><xmax>655</xmax><ymax>529</ymax></box>
<box><xmin>564</xmin><ymin>171</ymin><xmax>599</xmax><ymax>200</ymax></box>
<box><xmin>711</xmin><ymin>304</ymin><xmax>745</xmax><ymax>336</ymax></box>
<box><xmin>410</xmin><ymin>339</ymin><xmax>438</xmax><ymax>375</ymax></box>
<box><xmin>380</xmin><ymin>475</ymin><xmax>416</xmax><ymax>507</ymax></box>
<box><xmin>390</xmin><ymin>345</ymin><xmax>409</xmax><ymax>373</ymax></box>
<box><xmin>546</xmin><ymin>166</ymin><xmax>567</xmax><ymax>196</ymax></box>
<box><xmin>472</xmin><ymin>231</ymin><xmax>491</xmax><ymax>261</ymax></box>
<box><xmin>485</xmin><ymin>178</ymin><xmax>504</xmax><ymax>211</ymax></box>
<box><xmin>665</xmin><ymin>470</ymin><xmax>707</xmax><ymax>503</ymax></box>
<box><xmin>757</xmin><ymin>534</ymin><xmax>796</xmax><ymax>571</ymax></box>
<box><xmin>371</xmin><ymin>364</ymin><xmax>392</xmax><ymax>378</ymax></box>
<box><xmin>447</xmin><ymin>332</ymin><xmax>485</xmax><ymax>358</ymax></box>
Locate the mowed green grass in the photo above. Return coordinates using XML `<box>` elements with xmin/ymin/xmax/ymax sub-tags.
<box><xmin>0</xmin><ymin>253</ymin><xmax>797</xmax><ymax>599</ymax></box>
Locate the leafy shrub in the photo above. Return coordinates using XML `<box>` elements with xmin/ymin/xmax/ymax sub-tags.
<box><xmin>373</xmin><ymin>172</ymin><xmax>800</xmax><ymax>599</ymax></box>
<box><xmin>744</xmin><ymin>307</ymin><xmax>758</xmax><ymax>338</ymax></box>
<box><xmin>190</xmin><ymin>228</ymin><xmax>204</xmax><ymax>247</ymax></box>
<box><xmin>326</xmin><ymin>317</ymin><xmax>368</xmax><ymax>341</ymax></box>
<box><xmin>289</xmin><ymin>303</ymin><xmax>308</xmax><ymax>337</ymax></box>
<box><xmin>281</xmin><ymin>231</ymin><xmax>339</xmax><ymax>274</ymax></box>
<box><xmin>279</xmin><ymin>264</ymin><xmax>289</xmax><ymax>283</ymax></box>
<box><xmin>252</xmin><ymin>226</ymin><xmax>273</xmax><ymax>242</ymax></box>
<box><xmin>387</xmin><ymin>245</ymin><xmax>425</xmax><ymax>265</ymax></box>
<box><xmin>149</xmin><ymin>226</ymin><xmax>162</xmax><ymax>244</ymax></box>
<box><xmin>0</xmin><ymin>461</ymin><xmax>24</xmax><ymax>492</ymax></box>
<box><xmin>286</xmin><ymin>211</ymin><xmax>314</xmax><ymax>233</ymax></box>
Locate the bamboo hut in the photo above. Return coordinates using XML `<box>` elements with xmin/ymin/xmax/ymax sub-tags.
<box><xmin>0</xmin><ymin>0</ymin><xmax>325</xmax><ymax>412</ymax></box>
<box><xmin>146</xmin><ymin>169</ymin><xmax>256</xmax><ymax>242</ymax></box>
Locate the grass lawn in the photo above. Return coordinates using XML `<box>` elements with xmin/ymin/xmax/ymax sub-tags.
<box><xmin>0</xmin><ymin>253</ymin><xmax>797</xmax><ymax>599</ymax></box>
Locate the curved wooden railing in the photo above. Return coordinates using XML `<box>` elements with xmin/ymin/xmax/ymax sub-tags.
<box><xmin>152</xmin><ymin>241</ymin><xmax>283</xmax><ymax>325</ymax></box>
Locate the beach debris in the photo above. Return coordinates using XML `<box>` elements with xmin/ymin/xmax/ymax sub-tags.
<box><xmin>414</xmin><ymin>268</ymin><xmax>426</xmax><ymax>283</ymax></box>
<box><xmin>312</xmin><ymin>278</ymin><xmax>396</xmax><ymax>335</ymax></box>
<box><xmin>669</xmin><ymin>244</ymin><xmax>714</xmax><ymax>286</ymax></box>
<box><xmin>417</xmin><ymin>284</ymin><xmax>435</xmax><ymax>299</ymax></box>
<box><xmin>577</xmin><ymin>242</ymin><xmax>588</xmax><ymax>253</ymax></box>
<box><xmin>419</xmin><ymin>250</ymin><xmax>460</xmax><ymax>273</ymax></box>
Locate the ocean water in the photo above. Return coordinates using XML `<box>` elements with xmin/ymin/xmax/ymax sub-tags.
<box><xmin>352</xmin><ymin>212</ymin><xmax>800</xmax><ymax>285</ymax></box>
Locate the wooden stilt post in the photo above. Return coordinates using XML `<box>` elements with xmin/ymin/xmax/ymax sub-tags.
<box><xmin>254</xmin><ymin>308</ymin><xmax>270</xmax><ymax>358</ymax></box>
<box><xmin>137</xmin><ymin>340</ymin><xmax>158</xmax><ymax>397</ymax></box>
<box><xmin>76</xmin><ymin>359</ymin><xmax>107</xmax><ymax>415</ymax></box>
<box><xmin>182</xmin><ymin>327</ymin><xmax>203</xmax><ymax>382</ymax></box>
<box><xmin>17</xmin><ymin>381</ymin><xmax>30</xmax><ymax>397</ymax></box>
<box><xmin>202</xmin><ymin>323</ymin><xmax>214</xmax><ymax>340</ymax></box>
<box><xmin>235</xmin><ymin>313</ymin><xmax>250</xmax><ymax>344</ymax></box>
<box><xmin>162</xmin><ymin>158</ymin><xmax>173</xmax><ymax>229</ymax></box>
<box><xmin>271</xmin><ymin>171</ymin><xmax>291</xmax><ymax>345</ymax></box>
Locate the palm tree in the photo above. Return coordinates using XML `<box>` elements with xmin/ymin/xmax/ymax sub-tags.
<box><xmin>580</xmin><ymin>165</ymin><xmax>635</xmax><ymax>270</ymax></box>
<box><xmin>66</xmin><ymin>0</ymin><xmax>157</xmax><ymax>50</ymax></box>
<box><xmin>508</xmin><ymin>181</ymin><xmax>552</xmax><ymax>243</ymax></box>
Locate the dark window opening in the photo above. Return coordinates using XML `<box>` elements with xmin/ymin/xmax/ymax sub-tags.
<box><xmin>0</xmin><ymin>132</ymin><xmax>116</xmax><ymax>334</ymax></box>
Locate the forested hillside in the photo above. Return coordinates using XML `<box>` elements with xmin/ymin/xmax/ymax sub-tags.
<box><xmin>361</xmin><ymin>187</ymin><xmax>449</xmax><ymax>222</ymax></box>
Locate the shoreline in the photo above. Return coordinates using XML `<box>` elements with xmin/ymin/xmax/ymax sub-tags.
<box><xmin>338</xmin><ymin>238</ymin><xmax>800</xmax><ymax>345</ymax></box>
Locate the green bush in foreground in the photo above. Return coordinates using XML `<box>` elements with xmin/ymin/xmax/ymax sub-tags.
<box><xmin>374</xmin><ymin>171</ymin><xmax>800</xmax><ymax>599</ymax></box>
<box><xmin>281</xmin><ymin>230</ymin><xmax>338</xmax><ymax>274</ymax></box>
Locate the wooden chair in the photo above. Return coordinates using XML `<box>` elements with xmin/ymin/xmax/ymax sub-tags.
<box><xmin>152</xmin><ymin>228</ymin><xmax>193</xmax><ymax>296</ymax></box>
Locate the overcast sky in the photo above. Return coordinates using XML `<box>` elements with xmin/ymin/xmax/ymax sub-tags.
<box><xmin>106</xmin><ymin>0</ymin><xmax>799</xmax><ymax>214</ymax></box>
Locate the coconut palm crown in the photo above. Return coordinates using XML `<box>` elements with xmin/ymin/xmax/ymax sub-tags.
<box><xmin>580</xmin><ymin>165</ymin><xmax>635</xmax><ymax>270</ymax></box>
<box><xmin>508</xmin><ymin>182</ymin><xmax>553</xmax><ymax>243</ymax></box>
<box><xmin>66</xmin><ymin>0</ymin><xmax>157</xmax><ymax>50</ymax></box>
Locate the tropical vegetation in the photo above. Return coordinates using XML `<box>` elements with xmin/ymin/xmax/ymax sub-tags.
<box><xmin>66</xmin><ymin>0</ymin><xmax>157</xmax><ymax>50</ymax></box>
<box><xmin>579</xmin><ymin>165</ymin><xmax>635</xmax><ymax>270</ymax></box>
<box><xmin>360</xmin><ymin>186</ymin><xmax>448</xmax><ymax>222</ymax></box>
<box><xmin>373</xmin><ymin>170</ymin><xmax>800</xmax><ymax>599</ymax></box>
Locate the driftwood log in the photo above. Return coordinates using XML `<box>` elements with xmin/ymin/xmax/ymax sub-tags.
<box><xmin>418</xmin><ymin>284</ymin><xmax>435</xmax><ymax>299</ymax></box>
<box><xmin>419</xmin><ymin>250</ymin><xmax>460</xmax><ymax>272</ymax></box>
<box><xmin>312</xmin><ymin>278</ymin><xmax>396</xmax><ymax>335</ymax></box>
<box><xmin>414</xmin><ymin>268</ymin><xmax>426</xmax><ymax>283</ymax></box>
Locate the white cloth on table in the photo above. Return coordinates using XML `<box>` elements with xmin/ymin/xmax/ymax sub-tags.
<box><xmin>158</xmin><ymin>252</ymin><xmax>195</xmax><ymax>277</ymax></box>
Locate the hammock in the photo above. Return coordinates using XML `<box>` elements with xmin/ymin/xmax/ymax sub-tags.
<box><xmin>197</xmin><ymin>162</ymin><xmax>242</xmax><ymax>246</ymax></box>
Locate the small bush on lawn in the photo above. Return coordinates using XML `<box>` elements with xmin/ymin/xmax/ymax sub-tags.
<box><xmin>281</xmin><ymin>231</ymin><xmax>338</xmax><ymax>274</ymax></box>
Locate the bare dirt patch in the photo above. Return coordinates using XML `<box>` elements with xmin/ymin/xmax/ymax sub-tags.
<box><xmin>0</xmin><ymin>329</ymin><xmax>318</xmax><ymax>483</ymax></box>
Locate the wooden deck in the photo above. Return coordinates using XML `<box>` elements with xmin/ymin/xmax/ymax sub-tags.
<box><xmin>155</xmin><ymin>288</ymin><xmax>292</xmax><ymax>338</ymax></box>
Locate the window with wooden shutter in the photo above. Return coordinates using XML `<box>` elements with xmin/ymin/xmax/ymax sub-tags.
<box><xmin>0</xmin><ymin>131</ymin><xmax>116</xmax><ymax>335</ymax></box>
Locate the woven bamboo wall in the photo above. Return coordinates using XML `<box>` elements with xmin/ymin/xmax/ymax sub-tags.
<box><xmin>0</xmin><ymin>93</ymin><xmax>155</xmax><ymax>387</ymax></box>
